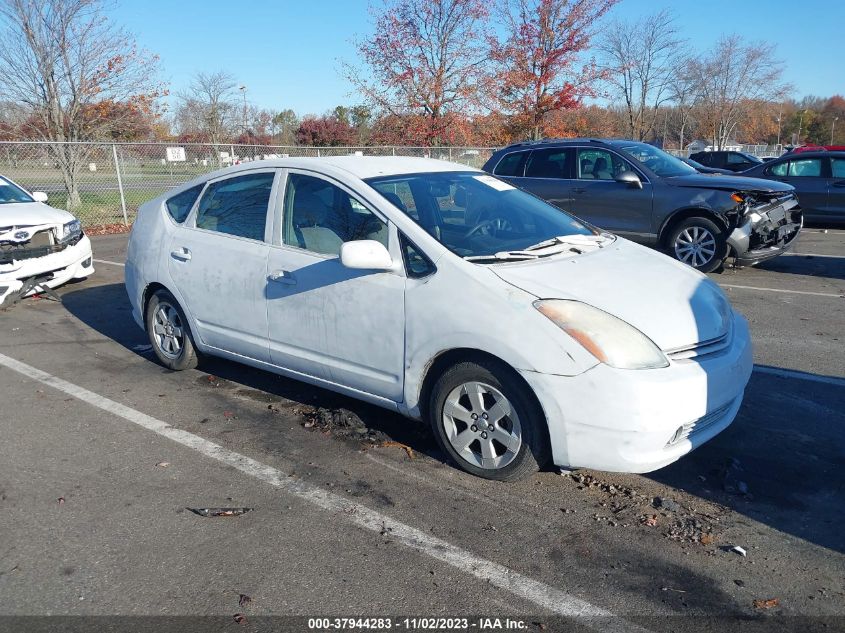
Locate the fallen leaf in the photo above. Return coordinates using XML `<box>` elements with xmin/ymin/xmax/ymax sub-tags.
<box><xmin>238</xmin><ymin>594</ymin><xmax>252</xmax><ymax>607</ymax></box>
<box><xmin>644</xmin><ymin>515</ymin><xmax>658</xmax><ymax>527</ymax></box>
<box><xmin>753</xmin><ymin>598</ymin><xmax>780</xmax><ymax>609</ymax></box>
<box><xmin>378</xmin><ymin>440</ymin><xmax>415</xmax><ymax>459</ymax></box>
<box><xmin>155</xmin><ymin>462</ymin><xmax>170</xmax><ymax>468</ymax></box>
<box><xmin>233</xmin><ymin>613</ymin><xmax>249</xmax><ymax>625</ymax></box>
<box><xmin>188</xmin><ymin>507</ymin><xmax>252</xmax><ymax>518</ymax></box>
<box><xmin>57</xmin><ymin>497</ymin><xmax>65</xmax><ymax>505</ymax></box>
<box><xmin>700</xmin><ymin>534</ymin><xmax>714</xmax><ymax>545</ymax></box>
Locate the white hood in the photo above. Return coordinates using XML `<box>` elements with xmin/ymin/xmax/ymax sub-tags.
<box><xmin>490</xmin><ymin>238</ymin><xmax>731</xmax><ymax>351</ymax></box>
<box><xmin>0</xmin><ymin>202</ymin><xmax>74</xmax><ymax>228</ymax></box>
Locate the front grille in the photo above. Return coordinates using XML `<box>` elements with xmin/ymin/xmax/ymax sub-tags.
<box><xmin>666</xmin><ymin>399</ymin><xmax>736</xmax><ymax>446</ymax></box>
<box><xmin>666</xmin><ymin>332</ymin><xmax>730</xmax><ymax>361</ymax></box>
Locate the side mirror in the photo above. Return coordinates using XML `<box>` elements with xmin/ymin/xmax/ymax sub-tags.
<box><xmin>31</xmin><ymin>191</ymin><xmax>49</xmax><ymax>203</ymax></box>
<box><xmin>615</xmin><ymin>171</ymin><xmax>642</xmax><ymax>189</ymax></box>
<box><xmin>340</xmin><ymin>240</ymin><xmax>393</xmax><ymax>270</ymax></box>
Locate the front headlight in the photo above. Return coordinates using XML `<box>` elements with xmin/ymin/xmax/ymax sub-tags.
<box><xmin>534</xmin><ymin>299</ymin><xmax>669</xmax><ymax>370</ymax></box>
<box><xmin>60</xmin><ymin>219</ymin><xmax>81</xmax><ymax>241</ymax></box>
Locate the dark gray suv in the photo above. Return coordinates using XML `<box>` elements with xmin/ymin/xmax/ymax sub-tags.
<box><xmin>482</xmin><ymin>139</ymin><xmax>802</xmax><ymax>272</ymax></box>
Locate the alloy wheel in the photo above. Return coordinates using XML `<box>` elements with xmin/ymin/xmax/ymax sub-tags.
<box><xmin>152</xmin><ymin>302</ymin><xmax>185</xmax><ymax>359</ymax></box>
<box><xmin>673</xmin><ymin>225</ymin><xmax>717</xmax><ymax>268</ymax></box>
<box><xmin>441</xmin><ymin>381</ymin><xmax>522</xmax><ymax>470</ymax></box>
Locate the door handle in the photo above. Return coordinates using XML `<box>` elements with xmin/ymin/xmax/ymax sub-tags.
<box><xmin>572</xmin><ymin>187</ymin><xmax>586</xmax><ymax>194</ymax></box>
<box><xmin>268</xmin><ymin>270</ymin><xmax>296</xmax><ymax>285</ymax></box>
<box><xmin>170</xmin><ymin>247</ymin><xmax>191</xmax><ymax>261</ymax></box>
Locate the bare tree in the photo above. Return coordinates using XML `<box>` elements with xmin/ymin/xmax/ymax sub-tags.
<box><xmin>597</xmin><ymin>9</ymin><xmax>683</xmax><ymax>141</ymax></box>
<box><xmin>669</xmin><ymin>60</ymin><xmax>698</xmax><ymax>151</ymax></box>
<box><xmin>687</xmin><ymin>35</ymin><xmax>787</xmax><ymax>150</ymax></box>
<box><xmin>0</xmin><ymin>0</ymin><xmax>162</xmax><ymax>210</ymax></box>
<box><xmin>175</xmin><ymin>70</ymin><xmax>238</xmax><ymax>157</ymax></box>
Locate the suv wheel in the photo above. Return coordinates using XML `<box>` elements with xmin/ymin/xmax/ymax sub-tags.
<box><xmin>666</xmin><ymin>217</ymin><xmax>727</xmax><ymax>273</ymax></box>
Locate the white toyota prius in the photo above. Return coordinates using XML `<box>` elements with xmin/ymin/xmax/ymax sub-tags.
<box><xmin>126</xmin><ymin>157</ymin><xmax>752</xmax><ymax>481</ymax></box>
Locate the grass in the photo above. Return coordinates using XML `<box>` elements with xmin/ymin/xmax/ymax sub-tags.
<box><xmin>46</xmin><ymin>188</ymin><xmax>165</xmax><ymax>226</ymax></box>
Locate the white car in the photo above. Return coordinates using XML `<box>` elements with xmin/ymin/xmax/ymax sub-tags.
<box><xmin>126</xmin><ymin>157</ymin><xmax>753</xmax><ymax>481</ymax></box>
<box><xmin>0</xmin><ymin>175</ymin><xmax>94</xmax><ymax>306</ymax></box>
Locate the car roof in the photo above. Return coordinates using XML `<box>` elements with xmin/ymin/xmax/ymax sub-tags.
<box><xmin>771</xmin><ymin>151</ymin><xmax>845</xmax><ymax>159</ymax></box>
<box><xmin>203</xmin><ymin>156</ymin><xmax>479</xmax><ymax>181</ymax></box>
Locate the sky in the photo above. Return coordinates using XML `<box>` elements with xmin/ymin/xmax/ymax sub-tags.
<box><xmin>110</xmin><ymin>0</ymin><xmax>844</xmax><ymax>116</ymax></box>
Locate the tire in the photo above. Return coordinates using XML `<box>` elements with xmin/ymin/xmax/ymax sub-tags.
<box><xmin>428</xmin><ymin>359</ymin><xmax>550</xmax><ymax>481</ymax></box>
<box><xmin>665</xmin><ymin>216</ymin><xmax>727</xmax><ymax>273</ymax></box>
<box><xmin>145</xmin><ymin>289</ymin><xmax>198</xmax><ymax>371</ymax></box>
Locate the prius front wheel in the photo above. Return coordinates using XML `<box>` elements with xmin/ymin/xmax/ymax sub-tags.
<box><xmin>429</xmin><ymin>360</ymin><xmax>549</xmax><ymax>481</ymax></box>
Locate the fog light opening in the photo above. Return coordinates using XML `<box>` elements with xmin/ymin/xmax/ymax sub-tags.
<box><xmin>668</xmin><ymin>426</ymin><xmax>686</xmax><ymax>446</ymax></box>
<box><xmin>82</xmin><ymin>257</ymin><xmax>92</xmax><ymax>267</ymax></box>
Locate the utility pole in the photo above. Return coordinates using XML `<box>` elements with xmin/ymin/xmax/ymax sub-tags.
<box><xmin>239</xmin><ymin>85</ymin><xmax>248</xmax><ymax>138</ymax></box>
<box><xmin>797</xmin><ymin>109</ymin><xmax>807</xmax><ymax>146</ymax></box>
<box><xmin>833</xmin><ymin>117</ymin><xmax>839</xmax><ymax>145</ymax></box>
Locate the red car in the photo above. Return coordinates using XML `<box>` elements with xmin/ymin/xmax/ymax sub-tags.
<box><xmin>792</xmin><ymin>145</ymin><xmax>845</xmax><ymax>153</ymax></box>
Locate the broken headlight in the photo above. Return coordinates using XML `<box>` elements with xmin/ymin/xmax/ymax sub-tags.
<box><xmin>59</xmin><ymin>219</ymin><xmax>82</xmax><ymax>242</ymax></box>
<box><xmin>534</xmin><ymin>299</ymin><xmax>669</xmax><ymax>370</ymax></box>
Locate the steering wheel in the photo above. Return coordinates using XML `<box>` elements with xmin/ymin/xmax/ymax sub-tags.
<box><xmin>464</xmin><ymin>217</ymin><xmax>509</xmax><ymax>239</ymax></box>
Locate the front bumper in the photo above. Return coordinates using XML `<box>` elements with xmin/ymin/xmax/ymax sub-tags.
<box><xmin>520</xmin><ymin>311</ymin><xmax>753</xmax><ymax>473</ymax></box>
<box><xmin>727</xmin><ymin>198</ymin><xmax>803</xmax><ymax>266</ymax></box>
<box><xmin>0</xmin><ymin>234</ymin><xmax>94</xmax><ymax>305</ymax></box>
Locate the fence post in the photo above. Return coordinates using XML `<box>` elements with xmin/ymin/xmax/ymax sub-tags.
<box><xmin>112</xmin><ymin>144</ymin><xmax>129</xmax><ymax>226</ymax></box>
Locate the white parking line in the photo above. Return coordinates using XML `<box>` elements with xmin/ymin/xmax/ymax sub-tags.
<box><xmin>93</xmin><ymin>258</ymin><xmax>125</xmax><ymax>267</ymax></box>
<box><xmin>0</xmin><ymin>352</ymin><xmax>645</xmax><ymax>632</ymax></box>
<box><xmin>753</xmin><ymin>365</ymin><xmax>845</xmax><ymax>388</ymax></box>
<box><xmin>720</xmin><ymin>283</ymin><xmax>843</xmax><ymax>298</ymax></box>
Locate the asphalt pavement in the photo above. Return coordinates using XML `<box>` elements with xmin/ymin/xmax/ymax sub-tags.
<box><xmin>0</xmin><ymin>230</ymin><xmax>843</xmax><ymax>633</ymax></box>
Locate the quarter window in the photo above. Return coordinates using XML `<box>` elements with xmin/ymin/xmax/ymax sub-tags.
<box><xmin>165</xmin><ymin>184</ymin><xmax>204</xmax><ymax>223</ymax></box>
<box><xmin>493</xmin><ymin>151</ymin><xmax>529</xmax><ymax>177</ymax></box>
<box><xmin>400</xmin><ymin>234</ymin><xmax>436</xmax><ymax>278</ymax></box>
<box><xmin>195</xmin><ymin>172</ymin><xmax>275</xmax><ymax>241</ymax></box>
<box><xmin>769</xmin><ymin>162</ymin><xmax>788</xmax><ymax>177</ymax></box>
<box><xmin>283</xmin><ymin>173</ymin><xmax>388</xmax><ymax>256</ymax></box>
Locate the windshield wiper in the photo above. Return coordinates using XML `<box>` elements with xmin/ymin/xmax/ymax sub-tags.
<box><xmin>463</xmin><ymin>252</ymin><xmax>540</xmax><ymax>263</ymax></box>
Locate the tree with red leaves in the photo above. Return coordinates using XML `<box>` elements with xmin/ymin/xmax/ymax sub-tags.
<box><xmin>345</xmin><ymin>0</ymin><xmax>490</xmax><ymax>146</ymax></box>
<box><xmin>295</xmin><ymin>115</ymin><xmax>357</xmax><ymax>147</ymax></box>
<box><xmin>489</xmin><ymin>0</ymin><xmax>617</xmax><ymax>141</ymax></box>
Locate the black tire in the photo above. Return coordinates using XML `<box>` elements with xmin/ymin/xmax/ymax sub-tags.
<box><xmin>428</xmin><ymin>359</ymin><xmax>550</xmax><ymax>481</ymax></box>
<box><xmin>145</xmin><ymin>289</ymin><xmax>198</xmax><ymax>371</ymax></box>
<box><xmin>665</xmin><ymin>216</ymin><xmax>728</xmax><ymax>273</ymax></box>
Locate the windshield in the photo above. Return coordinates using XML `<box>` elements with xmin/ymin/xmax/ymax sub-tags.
<box><xmin>0</xmin><ymin>176</ymin><xmax>34</xmax><ymax>204</ymax></box>
<box><xmin>616</xmin><ymin>142</ymin><xmax>697</xmax><ymax>178</ymax></box>
<box><xmin>365</xmin><ymin>171</ymin><xmax>596</xmax><ymax>260</ymax></box>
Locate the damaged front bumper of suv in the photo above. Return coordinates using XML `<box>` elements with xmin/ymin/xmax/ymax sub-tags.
<box><xmin>0</xmin><ymin>222</ymin><xmax>94</xmax><ymax>306</ymax></box>
<box><xmin>727</xmin><ymin>192</ymin><xmax>802</xmax><ymax>266</ymax></box>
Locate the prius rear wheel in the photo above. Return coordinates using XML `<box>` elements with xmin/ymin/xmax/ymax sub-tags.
<box><xmin>428</xmin><ymin>360</ymin><xmax>549</xmax><ymax>481</ymax></box>
<box><xmin>145</xmin><ymin>289</ymin><xmax>198</xmax><ymax>371</ymax></box>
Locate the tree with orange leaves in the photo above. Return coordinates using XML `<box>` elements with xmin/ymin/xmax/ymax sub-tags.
<box><xmin>488</xmin><ymin>0</ymin><xmax>617</xmax><ymax>141</ymax></box>
<box><xmin>0</xmin><ymin>0</ymin><xmax>163</xmax><ymax>211</ymax></box>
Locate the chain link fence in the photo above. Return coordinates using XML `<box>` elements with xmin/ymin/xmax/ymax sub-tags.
<box><xmin>0</xmin><ymin>142</ymin><xmax>496</xmax><ymax>229</ymax></box>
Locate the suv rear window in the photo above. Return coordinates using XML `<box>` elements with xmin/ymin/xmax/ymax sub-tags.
<box><xmin>165</xmin><ymin>184</ymin><xmax>204</xmax><ymax>223</ymax></box>
<box><xmin>493</xmin><ymin>151</ymin><xmax>528</xmax><ymax>177</ymax></box>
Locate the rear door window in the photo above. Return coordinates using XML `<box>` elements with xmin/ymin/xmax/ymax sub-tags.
<box><xmin>195</xmin><ymin>172</ymin><xmax>275</xmax><ymax>241</ymax></box>
<box><xmin>832</xmin><ymin>158</ymin><xmax>845</xmax><ymax>179</ymax></box>
<box><xmin>788</xmin><ymin>158</ymin><xmax>823</xmax><ymax>177</ymax></box>
<box><xmin>524</xmin><ymin>148</ymin><xmax>571</xmax><ymax>179</ymax></box>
